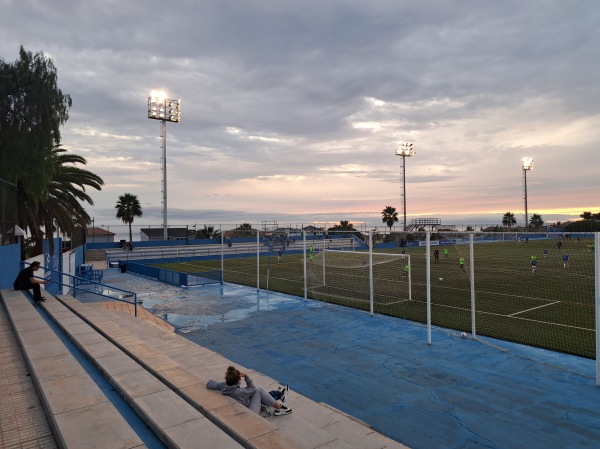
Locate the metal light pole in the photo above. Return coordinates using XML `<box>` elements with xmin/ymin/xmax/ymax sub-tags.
<box><xmin>522</xmin><ymin>157</ymin><xmax>533</xmax><ymax>229</ymax></box>
<box><xmin>395</xmin><ymin>142</ymin><xmax>416</xmax><ymax>231</ymax></box>
<box><xmin>148</xmin><ymin>93</ymin><xmax>181</xmax><ymax>240</ymax></box>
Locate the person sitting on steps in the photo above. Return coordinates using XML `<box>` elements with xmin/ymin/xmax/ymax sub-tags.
<box><xmin>207</xmin><ymin>366</ymin><xmax>291</xmax><ymax>415</ymax></box>
<box><xmin>13</xmin><ymin>261</ymin><xmax>49</xmax><ymax>304</ymax></box>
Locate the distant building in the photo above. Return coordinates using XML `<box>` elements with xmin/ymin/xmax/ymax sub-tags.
<box><xmin>302</xmin><ymin>225</ymin><xmax>324</xmax><ymax>234</ymax></box>
<box><xmin>140</xmin><ymin>228</ymin><xmax>195</xmax><ymax>241</ymax></box>
<box><xmin>86</xmin><ymin>227</ymin><xmax>115</xmax><ymax>243</ymax></box>
<box><xmin>274</xmin><ymin>226</ymin><xmax>299</xmax><ymax>236</ymax></box>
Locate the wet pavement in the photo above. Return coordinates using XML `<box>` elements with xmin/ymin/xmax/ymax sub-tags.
<box><xmin>97</xmin><ymin>268</ymin><xmax>600</xmax><ymax>449</ymax></box>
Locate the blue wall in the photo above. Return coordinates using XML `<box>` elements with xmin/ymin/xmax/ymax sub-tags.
<box><xmin>75</xmin><ymin>245</ymin><xmax>84</xmax><ymax>268</ymax></box>
<box><xmin>43</xmin><ymin>239</ymin><xmax>63</xmax><ymax>296</ymax></box>
<box><xmin>0</xmin><ymin>243</ymin><xmax>22</xmax><ymax>289</ymax></box>
<box><xmin>0</xmin><ymin>239</ymin><xmax>82</xmax><ymax>291</ymax></box>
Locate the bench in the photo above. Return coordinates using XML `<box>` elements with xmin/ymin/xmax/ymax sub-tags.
<box><xmin>75</xmin><ymin>264</ymin><xmax>104</xmax><ymax>285</ymax></box>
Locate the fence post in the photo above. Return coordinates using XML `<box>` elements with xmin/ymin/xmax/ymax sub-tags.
<box><xmin>220</xmin><ymin>225</ymin><xmax>224</xmax><ymax>283</ymax></box>
<box><xmin>369</xmin><ymin>231</ymin><xmax>373</xmax><ymax>317</ymax></box>
<box><xmin>408</xmin><ymin>248</ymin><xmax>412</xmax><ymax>301</ymax></box>
<box><xmin>470</xmin><ymin>233</ymin><xmax>476</xmax><ymax>339</ymax></box>
<box><xmin>426</xmin><ymin>231</ymin><xmax>431</xmax><ymax>344</ymax></box>
<box><xmin>303</xmin><ymin>231</ymin><xmax>307</xmax><ymax>300</ymax></box>
<box><xmin>322</xmin><ymin>246</ymin><xmax>326</xmax><ymax>286</ymax></box>
<box><xmin>256</xmin><ymin>229</ymin><xmax>260</xmax><ymax>292</ymax></box>
<box><xmin>595</xmin><ymin>232</ymin><xmax>599</xmax><ymax>387</ymax></box>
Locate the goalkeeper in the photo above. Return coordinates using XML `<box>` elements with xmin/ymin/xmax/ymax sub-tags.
<box><xmin>530</xmin><ymin>255</ymin><xmax>537</xmax><ymax>273</ymax></box>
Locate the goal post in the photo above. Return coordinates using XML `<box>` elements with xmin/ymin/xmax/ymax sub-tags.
<box><xmin>307</xmin><ymin>248</ymin><xmax>411</xmax><ymax>314</ymax></box>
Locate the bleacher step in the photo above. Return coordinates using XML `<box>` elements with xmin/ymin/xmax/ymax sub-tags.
<box><xmin>0</xmin><ymin>289</ymin><xmax>144</xmax><ymax>449</ymax></box>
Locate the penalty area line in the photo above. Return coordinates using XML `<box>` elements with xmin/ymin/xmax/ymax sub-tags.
<box><xmin>508</xmin><ymin>300</ymin><xmax>561</xmax><ymax>317</ymax></box>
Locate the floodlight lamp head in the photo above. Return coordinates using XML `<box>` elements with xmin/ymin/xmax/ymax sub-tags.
<box><xmin>395</xmin><ymin>142</ymin><xmax>415</xmax><ymax>157</ymax></box>
<box><xmin>522</xmin><ymin>157</ymin><xmax>533</xmax><ymax>171</ymax></box>
<box><xmin>150</xmin><ymin>90</ymin><xmax>166</xmax><ymax>102</ymax></box>
<box><xmin>148</xmin><ymin>95</ymin><xmax>181</xmax><ymax>122</ymax></box>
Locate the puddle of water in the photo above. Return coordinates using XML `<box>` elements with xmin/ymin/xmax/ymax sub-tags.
<box><xmin>122</xmin><ymin>281</ymin><xmax>314</xmax><ymax>331</ymax></box>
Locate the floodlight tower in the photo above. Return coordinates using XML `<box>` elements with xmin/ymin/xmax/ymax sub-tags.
<box><xmin>522</xmin><ymin>157</ymin><xmax>533</xmax><ymax>229</ymax></box>
<box><xmin>148</xmin><ymin>92</ymin><xmax>181</xmax><ymax>240</ymax></box>
<box><xmin>395</xmin><ymin>142</ymin><xmax>416</xmax><ymax>231</ymax></box>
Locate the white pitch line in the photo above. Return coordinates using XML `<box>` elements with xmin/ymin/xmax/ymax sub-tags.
<box><xmin>509</xmin><ymin>300</ymin><xmax>561</xmax><ymax>317</ymax></box>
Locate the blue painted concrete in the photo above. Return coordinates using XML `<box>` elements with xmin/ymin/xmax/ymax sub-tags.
<box><xmin>0</xmin><ymin>243</ymin><xmax>22</xmax><ymax>289</ymax></box>
<box><xmin>100</xmin><ymin>270</ymin><xmax>600</xmax><ymax>449</ymax></box>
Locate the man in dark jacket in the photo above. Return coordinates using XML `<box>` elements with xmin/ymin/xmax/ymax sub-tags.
<box><xmin>13</xmin><ymin>261</ymin><xmax>49</xmax><ymax>303</ymax></box>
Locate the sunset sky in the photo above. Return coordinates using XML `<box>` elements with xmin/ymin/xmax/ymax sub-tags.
<box><xmin>2</xmin><ymin>0</ymin><xmax>599</xmax><ymax>230</ymax></box>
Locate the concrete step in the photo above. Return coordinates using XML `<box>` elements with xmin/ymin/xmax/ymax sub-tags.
<box><xmin>53</xmin><ymin>294</ymin><xmax>407</xmax><ymax>449</ymax></box>
<box><xmin>44</xmin><ymin>295</ymin><xmax>243</xmax><ymax>449</ymax></box>
<box><xmin>54</xmin><ymin>294</ymin><xmax>310</xmax><ymax>449</ymax></box>
<box><xmin>85</xmin><ymin>249</ymin><xmax>107</xmax><ymax>261</ymax></box>
<box><xmin>0</xmin><ymin>289</ymin><xmax>144</xmax><ymax>449</ymax></box>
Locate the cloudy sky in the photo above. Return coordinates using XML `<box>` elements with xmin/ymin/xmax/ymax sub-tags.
<box><xmin>2</xmin><ymin>0</ymin><xmax>599</xmax><ymax>230</ymax></box>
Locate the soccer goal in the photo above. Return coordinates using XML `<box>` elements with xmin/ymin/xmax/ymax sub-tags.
<box><xmin>307</xmin><ymin>249</ymin><xmax>411</xmax><ymax>314</ymax></box>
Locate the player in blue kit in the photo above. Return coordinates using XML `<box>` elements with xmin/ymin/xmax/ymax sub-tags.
<box><xmin>562</xmin><ymin>253</ymin><xmax>569</xmax><ymax>268</ymax></box>
<box><xmin>530</xmin><ymin>255</ymin><xmax>537</xmax><ymax>273</ymax></box>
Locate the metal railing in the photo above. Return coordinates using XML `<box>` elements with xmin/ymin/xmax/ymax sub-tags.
<box><xmin>30</xmin><ymin>263</ymin><xmax>139</xmax><ymax>317</ymax></box>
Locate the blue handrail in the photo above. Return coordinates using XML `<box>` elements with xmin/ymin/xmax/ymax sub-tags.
<box><xmin>27</xmin><ymin>262</ymin><xmax>138</xmax><ymax>317</ymax></box>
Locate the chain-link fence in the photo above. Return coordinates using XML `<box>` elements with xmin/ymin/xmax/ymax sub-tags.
<box><xmin>100</xmin><ymin>228</ymin><xmax>598</xmax><ymax>366</ymax></box>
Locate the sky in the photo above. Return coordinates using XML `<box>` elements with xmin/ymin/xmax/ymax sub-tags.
<box><xmin>1</xmin><ymin>0</ymin><xmax>599</xmax><ymax>232</ymax></box>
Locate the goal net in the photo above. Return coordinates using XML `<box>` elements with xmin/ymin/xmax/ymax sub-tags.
<box><xmin>307</xmin><ymin>249</ymin><xmax>411</xmax><ymax>310</ymax></box>
<box><xmin>430</xmin><ymin>231</ymin><xmax>597</xmax><ymax>359</ymax></box>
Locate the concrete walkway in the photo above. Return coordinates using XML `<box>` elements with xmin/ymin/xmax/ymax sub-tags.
<box><xmin>186</xmin><ymin>295</ymin><xmax>600</xmax><ymax>449</ymax></box>
<box><xmin>1</xmin><ymin>285</ymin><xmax>407</xmax><ymax>449</ymax></box>
<box><xmin>4</xmin><ymin>264</ymin><xmax>600</xmax><ymax>448</ymax></box>
<box><xmin>96</xmin><ymin>269</ymin><xmax>600</xmax><ymax>449</ymax></box>
<box><xmin>0</xmin><ymin>300</ymin><xmax>58</xmax><ymax>449</ymax></box>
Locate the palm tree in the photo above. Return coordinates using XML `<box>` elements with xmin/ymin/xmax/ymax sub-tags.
<box><xmin>44</xmin><ymin>147</ymin><xmax>103</xmax><ymax>234</ymax></box>
<box><xmin>327</xmin><ymin>221</ymin><xmax>358</xmax><ymax>239</ymax></box>
<box><xmin>580</xmin><ymin>211</ymin><xmax>593</xmax><ymax>220</ymax></box>
<box><xmin>381</xmin><ymin>206</ymin><xmax>399</xmax><ymax>234</ymax></box>
<box><xmin>232</xmin><ymin>223</ymin><xmax>254</xmax><ymax>237</ymax></box>
<box><xmin>329</xmin><ymin>220</ymin><xmax>355</xmax><ymax>231</ymax></box>
<box><xmin>115</xmin><ymin>193</ymin><xmax>143</xmax><ymax>242</ymax></box>
<box><xmin>502</xmin><ymin>212</ymin><xmax>516</xmax><ymax>228</ymax></box>
<box><xmin>17</xmin><ymin>146</ymin><xmax>104</xmax><ymax>253</ymax></box>
<box><xmin>196</xmin><ymin>225</ymin><xmax>221</xmax><ymax>239</ymax></box>
<box><xmin>529</xmin><ymin>214</ymin><xmax>544</xmax><ymax>230</ymax></box>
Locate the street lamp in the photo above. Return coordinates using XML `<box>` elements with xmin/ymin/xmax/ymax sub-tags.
<box><xmin>522</xmin><ymin>157</ymin><xmax>533</xmax><ymax>229</ymax></box>
<box><xmin>395</xmin><ymin>142</ymin><xmax>416</xmax><ymax>231</ymax></box>
<box><xmin>148</xmin><ymin>92</ymin><xmax>181</xmax><ymax>240</ymax></box>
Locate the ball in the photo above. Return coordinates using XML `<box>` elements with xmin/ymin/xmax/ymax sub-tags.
<box><xmin>461</xmin><ymin>332</ymin><xmax>467</xmax><ymax>338</ymax></box>
<box><xmin>439</xmin><ymin>277</ymin><xmax>443</xmax><ymax>281</ymax></box>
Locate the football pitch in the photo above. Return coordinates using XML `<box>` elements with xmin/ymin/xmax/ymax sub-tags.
<box><xmin>153</xmin><ymin>237</ymin><xmax>596</xmax><ymax>358</ymax></box>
